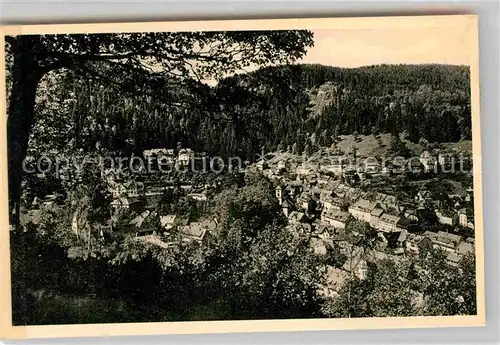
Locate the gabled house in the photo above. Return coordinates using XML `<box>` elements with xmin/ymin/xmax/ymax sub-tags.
<box><xmin>255</xmin><ymin>159</ymin><xmax>269</xmax><ymax>171</ymax></box>
<box><xmin>416</xmin><ymin>190</ymin><xmax>433</xmax><ymax>203</ymax></box>
<box><xmin>160</xmin><ymin>214</ymin><xmax>178</xmax><ymax>232</ymax></box>
<box><xmin>275</xmin><ymin>185</ymin><xmax>284</xmax><ymax>205</ymax></box>
<box><xmin>288</xmin><ymin>211</ymin><xmax>306</xmax><ymax>224</ymax></box>
<box><xmin>325</xmin><ymin>180</ymin><xmax>340</xmax><ymax>192</ymax></box>
<box><xmin>129</xmin><ymin>210</ymin><xmax>158</xmax><ymax>237</ymax></box>
<box><xmin>281</xmin><ymin>197</ymin><xmax>294</xmax><ymax>218</ymax></box>
<box><xmin>375</xmin><ymin>192</ymin><xmax>389</xmax><ymax>203</ymax></box>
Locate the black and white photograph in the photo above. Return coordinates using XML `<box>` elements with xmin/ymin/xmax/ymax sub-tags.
<box><xmin>0</xmin><ymin>15</ymin><xmax>484</xmax><ymax>338</ymax></box>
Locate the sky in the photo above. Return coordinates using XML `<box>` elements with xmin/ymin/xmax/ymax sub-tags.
<box><xmin>197</xmin><ymin>16</ymin><xmax>476</xmax><ymax>85</ymax></box>
<box><xmin>298</xmin><ymin>19</ymin><xmax>474</xmax><ymax>68</ymax></box>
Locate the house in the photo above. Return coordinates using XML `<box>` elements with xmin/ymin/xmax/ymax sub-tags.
<box><xmin>456</xmin><ymin>241</ymin><xmax>474</xmax><ymax>256</ymax></box>
<box><xmin>415</xmin><ymin>207</ymin><xmax>438</xmax><ymax>225</ymax></box>
<box><xmin>281</xmin><ymin>198</ymin><xmax>294</xmax><ymax>218</ymax></box>
<box><xmin>458</xmin><ymin>208</ymin><xmax>468</xmax><ymax>227</ymax></box>
<box><xmin>322</xmin><ymin>196</ymin><xmax>347</xmax><ymax>211</ymax></box>
<box><xmin>404</xmin><ymin>208</ymin><xmax>419</xmax><ymax>222</ymax></box>
<box><xmin>420</xmin><ymin>151</ymin><xmax>437</xmax><ymax>172</ymax></box>
<box><xmin>110</xmin><ymin>182</ymin><xmax>128</xmax><ymax>198</ymax></box>
<box><xmin>179</xmin><ymin>222</ymin><xmax>212</xmax><ymax>245</ymax></box>
<box><xmin>364</xmin><ymin>157</ymin><xmax>380</xmax><ymax>174</ymax></box>
<box><xmin>445</xmin><ymin>252</ymin><xmax>463</xmax><ymax>268</ymax></box>
<box><xmin>375</xmin><ymin>192</ymin><xmax>389</xmax><ymax>203</ymax></box>
<box><xmin>317</xmin><ymin>174</ymin><xmax>331</xmax><ymax>186</ymax></box>
<box><xmin>188</xmin><ymin>193</ymin><xmax>207</xmax><ymax>201</ymax></box>
<box><xmin>296</xmin><ymin>193</ymin><xmax>311</xmax><ymax>211</ymax></box>
<box><xmin>405</xmin><ymin>233</ymin><xmax>433</xmax><ymax>255</ymax></box>
<box><xmin>41</xmin><ymin>194</ymin><xmax>58</xmax><ymax>208</ymax></box>
<box><xmin>465</xmin><ymin>187</ymin><xmax>474</xmax><ymax>202</ymax></box>
<box><xmin>416</xmin><ymin>190</ymin><xmax>433</xmax><ymax>203</ymax></box>
<box><xmin>423</xmin><ymin>231</ymin><xmax>462</xmax><ymax>252</ymax></box>
<box><xmin>321</xmin><ymin>210</ymin><xmax>350</xmax><ymax>229</ymax></box>
<box><xmin>285</xmin><ymin>181</ymin><xmax>303</xmax><ymax>198</ymax></box>
<box><xmin>310</xmin><ymin>237</ymin><xmax>329</xmax><ymax>256</ymax></box>
<box><xmin>346</xmin><ymin>187</ymin><xmax>362</xmax><ymax>202</ymax></box>
<box><xmin>467</xmin><ymin>220</ymin><xmax>474</xmax><ymax>230</ymax></box>
<box><xmin>111</xmin><ymin>197</ymin><xmax>141</xmax><ymax>212</ymax></box>
<box><xmin>144</xmin><ymin>148</ymin><xmax>176</xmax><ymax>166</ymax></box>
<box><xmin>325</xmin><ymin>180</ymin><xmax>340</xmax><ymax>192</ymax></box>
<box><xmin>178</xmin><ymin>148</ymin><xmax>194</xmax><ymax>168</ymax></box>
<box><xmin>374</xmin><ymin>232</ymin><xmax>389</xmax><ymax>251</ymax></box>
<box><xmin>321</xmin><ymin>158</ymin><xmax>345</xmax><ymax>176</ymax></box>
<box><xmin>129</xmin><ymin>210</ymin><xmax>158</xmax><ymax>237</ymax></box>
<box><xmin>102</xmin><ymin>168</ymin><xmax>121</xmax><ymax>184</ymax></box>
<box><xmin>276</xmin><ymin>160</ymin><xmax>288</xmax><ymax>172</ymax></box>
<box><xmin>369</xmin><ymin>208</ymin><xmax>384</xmax><ymax>228</ymax></box>
<box><xmin>435</xmin><ymin>209</ymin><xmax>458</xmax><ymax>226</ymax></box>
<box><xmin>160</xmin><ymin>214</ymin><xmax>178</xmax><ymax>231</ymax></box>
<box><xmin>255</xmin><ymin>159</ymin><xmax>269</xmax><ymax>171</ymax></box>
<box><xmin>384</xmin><ymin>195</ymin><xmax>397</xmax><ymax>207</ymax></box>
<box><xmin>296</xmin><ymin>163</ymin><xmax>318</xmax><ymax>176</ymax></box>
<box><xmin>288</xmin><ymin>211</ymin><xmax>306</xmax><ymax>224</ymax></box>
<box><xmin>377</xmin><ymin>214</ymin><xmax>409</xmax><ymax>233</ymax></box>
<box><xmin>348</xmin><ymin>199</ymin><xmax>379</xmax><ymax>223</ymax></box>
<box><xmin>112</xmin><ymin>180</ymin><xmax>143</xmax><ymax>198</ymax></box>
<box><xmin>333</xmin><ymin>184</ymin><xmax>349</xmax><ymax>198</ymax></box>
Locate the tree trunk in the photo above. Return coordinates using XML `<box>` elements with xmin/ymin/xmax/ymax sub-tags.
<box><xmin>7</xmin><ymin>37</ymin><xmax>44</xmax><ymax>227</ymax></box>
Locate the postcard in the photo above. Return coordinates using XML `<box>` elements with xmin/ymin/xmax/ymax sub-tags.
<box><xmin>0</xmin><ymin>14</ymin><xmax>484</xmax><ymax>339</ymax></box>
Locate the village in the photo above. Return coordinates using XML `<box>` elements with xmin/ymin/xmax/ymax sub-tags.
<box><xmin>20</xmin><ymin>143</ymin><xmax>476</xmax><ymax>298</ymax></box>
<box><xmin>248</xmin><ymin>147</ymin><xmax>476</xmax><ymax>296</ymax></box>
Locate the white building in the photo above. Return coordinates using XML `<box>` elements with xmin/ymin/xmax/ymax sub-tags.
<box><xmin>321</xmin><ymin>210</ymin><xmax>350</xmax><ymax>229</ymax></box>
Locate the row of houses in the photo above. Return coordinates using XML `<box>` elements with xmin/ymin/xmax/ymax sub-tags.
<box><xmin>318</xmin><ymin>229</ymin><xmax>474</xmax><ymax>298</ymax></box>
<box><xmin>143</xmin><ymin>148</ymin><xmax>195</xmax><ymax>168</ymax></box>
<box><xmin>260</xmin><ymin>147</ymin><xmax>466</xmax><ymax>180</ymax></box>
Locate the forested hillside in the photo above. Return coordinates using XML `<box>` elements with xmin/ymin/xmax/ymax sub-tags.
<box><xmin>30</xmin><ymin>63</ymin><xmax>471</xmax><ymax>161</ymax></box>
